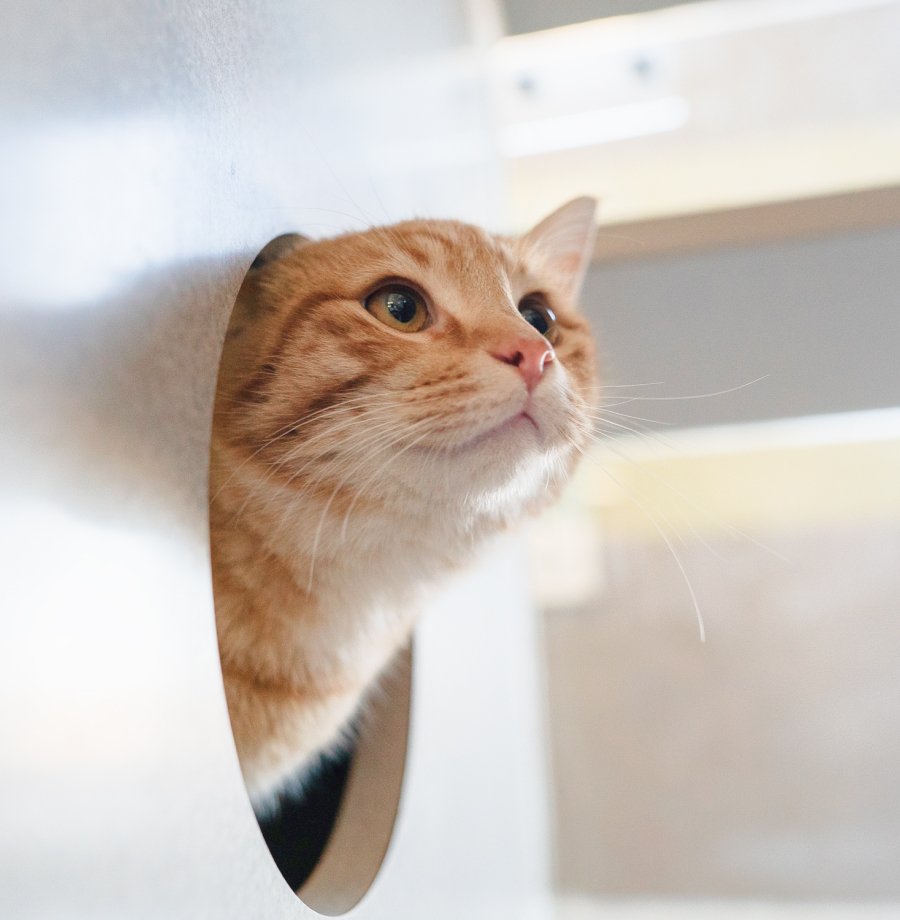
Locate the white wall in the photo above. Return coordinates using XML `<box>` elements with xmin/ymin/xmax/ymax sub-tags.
<box><xmin>0</xmin><ymin>3</ymin><xmax>551</xmax><ymax>918</ymax></box>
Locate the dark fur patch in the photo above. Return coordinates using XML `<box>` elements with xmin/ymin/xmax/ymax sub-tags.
<box><xmin>303</xmin><ymin>374</ymin><xmax>372</xmax><ymax>417</ymax></box>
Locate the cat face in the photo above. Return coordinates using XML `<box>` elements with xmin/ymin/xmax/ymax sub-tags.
<box><xmin>219</xmin><ymin>200</ymin><xmax>597</xmax><ymax>522</ymax></box>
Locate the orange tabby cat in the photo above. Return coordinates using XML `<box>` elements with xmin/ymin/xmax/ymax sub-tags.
<box><xmin>210</xmin><ymin>198</ymin><xmax>598</xmax><ymax>810</ymax></box>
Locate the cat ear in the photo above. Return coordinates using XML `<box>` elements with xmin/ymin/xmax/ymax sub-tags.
<box><xmin>522</xmin><ymin>197</ymin><xmax>598</xmax><ymax>301</ymax></box>
<box><xmin>250</xmin><ymin>233</ymin><xmax>310</xmax><ymax>270</ymax></box>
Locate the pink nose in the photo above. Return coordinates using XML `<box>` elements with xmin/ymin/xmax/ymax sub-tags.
<box><xmin>491</xmin><ymin>338</ymin><xmax>554</xmax><ymax>391</ymax></box>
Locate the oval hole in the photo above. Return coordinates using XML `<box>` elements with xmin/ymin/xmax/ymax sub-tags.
<box><xmin>257</xmin><ymin>645</ymin><xmax>411</xmax><ymax>909</ymax></box>
<box><xmin>299</xmin><ymin>646</ymin><xmax>411</xmax><ymax>913</ymax></box>
<box><xmin>209</xmin><ymin>238</ymin><xmax>412</xmax><ymax>911</ymax></box>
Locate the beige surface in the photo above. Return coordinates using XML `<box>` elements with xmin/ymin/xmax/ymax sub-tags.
<box><xmin>556</xmin><ymin>897</ymin><xmax>900</xmax><ymax>919</ymax></box>
<box><xmin>540</xmin><ymin>428</ymin><xmax>900</xmax><ymax>900</ymax></box>
<box><xmin>495</xmin><ymin>0</ymin><xmax>900</xmax><ymax>227</ymax></box>
<box><xmin>576</xmin><ymin>415</ymin><xmax>900</xmax><ymax>536</ymax></box>
<box><xmin>590</xmin><ymin>185</ymin><xmax>900</xmax><ymax>264</ymax></box>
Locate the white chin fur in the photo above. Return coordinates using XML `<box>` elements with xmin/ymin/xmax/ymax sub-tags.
<box><xmin>389</xmin><ymin>389</ymin><xmax>577</xmax><ymax>514</ymax></box>
<box><xmin>447</xmin><ymin>372</ymin><xmax>577</xmax><ymax>499</ymax></box>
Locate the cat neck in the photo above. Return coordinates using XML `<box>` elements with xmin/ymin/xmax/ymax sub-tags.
<box><xmin>222</xmin><ymin>465</ymin><xmax>499</xmax><ymax>600</ymax></box>
<box><xmin>209</xmin><ymin>442</ymin><xmax>514</xmax><ymax>690</ymax></box>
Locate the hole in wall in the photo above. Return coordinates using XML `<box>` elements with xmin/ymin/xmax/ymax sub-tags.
<box><xmin>208</xmin><ymin>237</ymin><xmax>411</xmax><ymax>912</ymax></box>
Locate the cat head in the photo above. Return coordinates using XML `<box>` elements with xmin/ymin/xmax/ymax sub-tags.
<box><xmin>216</xmin><ymin>199</ymin><xmax>598</xmax><ymax>527</ymax></box>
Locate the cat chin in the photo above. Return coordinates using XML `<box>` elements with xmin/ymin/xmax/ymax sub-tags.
<box><xmin>370</xmin><ymin>426</ymin><xmax>557</xmax><ymax>511</ymax></box>
<box><xmin>436</xmin><ymin>435</ymin><xmax>569</xmax><ymax>509</ymax></box>
<box><xmin>446</xmin><ymin>411</ymin><xmax>539</xmax><ymax>454</ymax></box>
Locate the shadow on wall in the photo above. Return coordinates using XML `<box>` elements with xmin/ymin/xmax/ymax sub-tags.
<box><xmin>1</xmin><ymin>252</ymin><xmax>390</xmax><ymax>902</ymax></box>
<box><xmin>0</xmin><ymin>255</ymin><xmax>251</xmax><ymax>536</ymax></box>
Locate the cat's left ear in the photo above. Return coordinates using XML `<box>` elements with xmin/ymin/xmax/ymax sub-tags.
<box><xmin>522</xmin><ymin>197</ymin><xmax>598</xmax><ymax>302</ymax></box>
<box><xmin>249</xmin><ymin>233</ymin><xmax>310</xmax><ymax>270</ymax></box>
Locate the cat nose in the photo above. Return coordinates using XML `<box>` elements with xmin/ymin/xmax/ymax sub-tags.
<box><xmin>491</xmin><ymin>338</ymin><xmax>554</xmax><ymax>391</ymax></box>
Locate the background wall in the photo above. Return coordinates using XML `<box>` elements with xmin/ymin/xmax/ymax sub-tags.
<box><xmin>545</xmin><ymin>500</ymin><xmax>900</xmax><ymax>901</ymax></box>
<box><xmin>541</xmin><ymin>223</ymin><xmax>900</xmax><ymax>909</ymax></box>
<box><xmin>584</xmin><ymin>224</ymin><xmax>900</xmax><ymax>427</ymax></box>
<box><xmin>496</xmin><ymin>0</ymin><xmax>900</xmax><ymax>913</ymax></box>
<box><xmin>501</xmin><ymin>0</ymin><xmax>695</xmax><ymax>34</ymax></box>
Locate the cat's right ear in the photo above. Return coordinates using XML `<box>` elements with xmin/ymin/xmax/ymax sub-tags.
<box><xmin>522</xmin><ymin>197</ymin><xmax>598</xmax><ymax>302</ymax></box>
<box><xmin>249</xmin><ymin>233</ymin><xmax>310</xmax><ymax>270</ymax></box>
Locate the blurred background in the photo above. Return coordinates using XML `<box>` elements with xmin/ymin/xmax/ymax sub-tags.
<box><xmin>498</xmin><ymin>1</ymin><xmax>900</xmax><ymax>917</ymax></box>
<box><xmin>2</xmin><ymin>1</ymin><xmax>899</xmax><ymax>918</ymax></box>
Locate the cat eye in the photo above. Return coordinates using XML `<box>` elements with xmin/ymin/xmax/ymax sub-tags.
<box><xmin>518</xmin><ymin>294</ymin><xmax>557</xmax><ymax>342</ymax></box>
<box><xmin>364</xmin><ymin>284</ymin><xmax>429</xmax><ymax>333</ymax></box>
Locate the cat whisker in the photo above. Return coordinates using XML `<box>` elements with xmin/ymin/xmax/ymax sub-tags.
<box><xmin>227</xmin><ymin>402</ymin><xmax>417</xmax><ymax>522</ymax></box>
<box><xmin>582</xmin><ymin>430</ymin><xmax>732</xmax><ymax>565</ymax></box>
<box><xmin>306</xmin><ymin>418</ymin><xmax>437</xmax><ymax>590</ymax></box>
<box><xmin>211</xmin><ymin>392</ymin><xmax>403</xmax><ymax>501</ymax></box>
<box><xmin>273</xmin><ymin>392</ymin><xmax>462</xmax><ymax>475</ymax></box>
<box><xmin>588</xmin><ymin>414</ymin><xmax>677</xmax><ymax>453</ymax></box>
<box><xmin>269</xmin><ymin>402</ymin><xmax>411</xmax><ymax>474</ymax></box>
<box><xmin>367</xmin><ymin>178</ymin><xmax>393</xmax><ymax>225</ymax></box>
<box><xmin>595</xmin><ymin>435</ymin><xmax>790</xmax><ymax>565</ymax></box>
<box><xmin>292</xmin><ymin>206</ymin><xmax>373</xmax><ymax>227</ymax></box>
<box><xmin>604</xmin><ymin>375</ymin><xmax>770</xmax><ymax>403</ymax></box>
<box><xmin>232</xmin><ymin>398</ymin><xmax>422</xmax><ymax>512</ymax></box>
<box><xmin>583</xmin><ymin>381</ymin><xmax>665</xmax><ymax>390</ymax></box>
<box><xmin>570</xmin><ymin>430</ymin><xmax>706</xmax><ymax>642</ymax></box>
<box><xmin>338</xmin><ymin>426</ymin><xmax>436</xmax><ymax>543</ymax></box>
<box><xmin>325</xmin><ymin>167</ymin><xmax>379</xmax><ymax>229</ymax></box>
<box><xmin>250</xmin><ymin>412</ymin><xmax>423</xmax><ymax>524</ymax></box>
<box><xmin>592</xmin><ymin>406</ymin><xmax>674</xmax><ymax>427</ymax></box>
<box><xmin>220</xmin><ymin>388</ymin><xmax>463</xmax><ymax>508</ymax></box>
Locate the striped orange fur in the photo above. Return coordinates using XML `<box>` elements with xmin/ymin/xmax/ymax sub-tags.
<box><xmin>210</xmin><ymin>199</ymin><xmax>599</xmax><ymax>809</ymax></box>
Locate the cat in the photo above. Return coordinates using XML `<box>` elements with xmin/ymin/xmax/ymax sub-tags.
<box><xmin>209</xmin><ymin>198</ymin><xmax>599</xmax><ymax>812</ymax></box>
